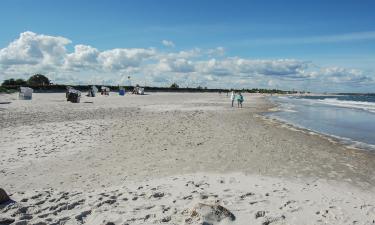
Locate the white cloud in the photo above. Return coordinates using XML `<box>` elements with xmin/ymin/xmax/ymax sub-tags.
<box><xmin>319</xmin><ymin>67</ymin><xmax>373</xmax><ymax>84</ymax></box>
<box><xmin>0</xmin><ymin>31</ymin><xmax>70</xmax><ymax>67</ymax></box>
<box><xmin>0</xmin><ymin>31</ymin><xmax>373</xmax><ymax>92</ymax></box>
<box><xmin>165</xmin><ymin>48</ymin><xmax>201</xmax><ymax>59</ymax></box>
<box><xmin>156</xmin><ymin>58</ymin><xmax>195</xmax><ymax>73</ymax></box>
<box><xmin>98</xmin><ymin>48</ymin><xmax>156</xmax><ymax>71</ymax></box>
<box><xmin>162</xmin><ymin>40</ymin><xmax>175</xmax><ymax>47</ymax></box>
<box><xmin>65</xmin><ymin>45</ymin><xmax>100</xmax><ymax>70</ymax></box>
<box><xmin>196</xmin><ymin>58</ymin><xmax>309</xmax><ymax>78</ymax></box>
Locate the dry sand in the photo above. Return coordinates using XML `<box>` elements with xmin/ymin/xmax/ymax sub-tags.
<box><xmin>0</xmin><ymin>92</ymin><xmax>374</xmax><ymax>225</ymax></box>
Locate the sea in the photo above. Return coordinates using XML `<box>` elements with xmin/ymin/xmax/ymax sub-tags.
<box><xmin>266</xmin><ymin>94</ymin><xmax>375</xmax><ymax>151</ymax></box>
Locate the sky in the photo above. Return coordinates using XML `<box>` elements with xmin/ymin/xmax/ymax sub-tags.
<box><xmin>0</xmin><ymin>0</ymin><xmax>375</xmax><ymax>92</ymax></box>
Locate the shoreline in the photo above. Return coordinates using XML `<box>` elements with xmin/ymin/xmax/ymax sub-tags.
<box><xmin>259</xmin><ymin>96</ymin><xmax>375</xmax><ymax>152</ymax></box>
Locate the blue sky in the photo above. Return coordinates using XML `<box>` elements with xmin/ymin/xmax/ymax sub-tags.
<box><xmin>0</xmin><ymin>0</ymin><xmax>375</xmax><ymax>92</ymax></box>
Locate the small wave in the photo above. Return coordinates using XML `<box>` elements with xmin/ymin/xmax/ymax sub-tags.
<box><xmin>271</xmin><ymin>98</ymin><xmax>298</xmax><ymax>113</ymax></box>
<box><xmin>316</xmin><ymin>98</ymin><xmax>375</xmax><ymax>113</ymax></box>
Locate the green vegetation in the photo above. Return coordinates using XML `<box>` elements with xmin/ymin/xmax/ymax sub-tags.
<box><xmin>0</xmin><ymin>86</ymin><xmax>17</xmax><ymax>93</ymax></box>
<box><xmin>170</xmin><ymin>83</ymin><xmax>179</xmax><ymax>89</ymax></box>
<box><xmin>2</xmin><ymin>74</ymin><xmax>50</xmax><ymax>87</ymax></box>
<box><xmin>2</xmin><ymin>78</ymin><xmax>27</xmax><ymax>86</ymax></box>
<box><xmin>1</xmin><ymin>74</ymin><xmax>51</xmax><ymax>93</ymax></box>
<box><xmin>27</xmin><ymin>74</ymin><xmax>50</xmax><ymax>86</ymax></box>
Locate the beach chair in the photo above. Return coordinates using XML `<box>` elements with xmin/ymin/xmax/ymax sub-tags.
<box><xmin>66</xmin><ymin>88</ymin><xmax>81</xmax><ymax>103</ymax></box>
<box><xmin>138</xmin><ymin>87</ymin><xmax>144</xmax><ymax>95</ymax></box>
<box><xmin>19</xmin><ymin>87</ymin><xmax>33</xmax><ymax>100</ymax></box>
<box><xmin>101</xmin><ymin>86</ymin><xmax>110</xmax><ymax>95</ymax></box>
<box><xmin>87</xmin><ymin>86</ymin><xmax>98</xmax><ymax>97</ymax></box>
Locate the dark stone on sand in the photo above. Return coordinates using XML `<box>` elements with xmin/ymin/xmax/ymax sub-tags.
<box><xmin>0</xmin><ymin>188</ymin><xmax>10</xmax><ymax>204</ymax></box>
<box><xmin>190</xmin><ymin>203</ymin><xmax>235</xmax><ymax>222</ymax></box>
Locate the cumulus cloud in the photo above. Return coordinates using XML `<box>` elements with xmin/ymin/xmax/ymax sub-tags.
<box><xmin>0</xmin><ymin>31</ymin><xmax>70</xmax><ymax>67</ymax></box>
<box><xmin>0</xmin><ymin>31</ymin><xmax>373</xmax><ymax>92</ymax></box>
<box><xmin>318</xmin><ymin>67</ymin><xmax>373</xmax><ymax>84</ymax></box>
<box><xmin>164</xmin><ymin>48</ymin><xmax>201</xmax><ymax>59</ymax></box>
<box><xmin>195</xmin><ymin>58</ymin><xmax>310</xmax><ymax>78</ymax></box>
<box><xmin>98</xmin><ymin>48</ymin><xmax>156</xmax><ymax>71</ymax></box>
<box><xmin>162</xmin><ymin>40</ymin><xmax>175</xmax><ymax>47</ymax></box>
<box><xmin>65</xmin><ymin>45</ymin><xmax>100</xmax><ymax>70</ymax></box>
<box><xmin>156</xmin><ymin>58</ymin><xmax>195</xmax><ymax>73</ymax></box>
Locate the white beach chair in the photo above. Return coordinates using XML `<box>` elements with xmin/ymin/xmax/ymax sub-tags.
<box><xmin>19</xmin><ymin>87</ymin><xmax>33</xmax><ymax>100</ymax></box>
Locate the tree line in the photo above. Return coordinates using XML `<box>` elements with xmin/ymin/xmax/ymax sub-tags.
<box><xmin>2</xmin><ymin>74</ymin><xmax>50</xmax><ymax>86</ymax></box>
<box><xmin>2</xmin><ymin>74</ymin><xmax>299</xmax><ymax>94</ymax></box>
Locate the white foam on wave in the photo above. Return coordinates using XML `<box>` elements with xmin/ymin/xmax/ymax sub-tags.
<box><xmin>315</xmin><ymin>98</ymin><xmax>375</xmax><ymax>113</ymax></box>
<box><xmin>270</xmin><ymin>97</ymin><xmax>298</xmax><ymax>113</ymax></box>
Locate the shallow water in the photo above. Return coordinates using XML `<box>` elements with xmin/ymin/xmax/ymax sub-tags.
<box><xmin>267</xmin><ymin>95</ymin><xmax>375</xmax><ymax>151</ymax></box>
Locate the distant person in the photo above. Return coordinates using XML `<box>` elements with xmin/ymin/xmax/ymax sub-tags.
<box><xmin>230</xmin><ymin>91</ymin><xmax>235</xmax><ymax>107</ymax></box>
<box><xmin>237</xmin><ymin>92</ymin><xmax>244</xmax><ymax>108</ymax></box>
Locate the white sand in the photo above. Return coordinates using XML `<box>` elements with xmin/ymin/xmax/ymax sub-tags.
<box><xmin>0</xmin><ymin>92</ymin><xmax>374</xmax><ymax>225</ymax></box>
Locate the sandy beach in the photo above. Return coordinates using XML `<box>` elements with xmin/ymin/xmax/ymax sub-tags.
<box><xmin>1</xmin><ymin>92</ymin><xmax>374</xmax><ymax>225</ymax></box>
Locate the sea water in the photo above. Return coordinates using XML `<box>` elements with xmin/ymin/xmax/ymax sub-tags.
<box><xmin>266</xmin><ymin>94</ymin><xmax>375</xmax><ymax>151</ymax></box>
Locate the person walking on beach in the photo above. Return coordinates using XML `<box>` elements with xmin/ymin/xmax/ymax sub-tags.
<box><xmin>230</xmin><ymin>91</ymin><xmax>235</xmax><ymax>107</ymax></box>
<box><xmin>237</xmin><ymin>92</ymin><xmax>244</xmax><ymax>108</ymax></box>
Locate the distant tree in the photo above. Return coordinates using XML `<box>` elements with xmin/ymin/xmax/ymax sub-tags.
<box><xmin>196</xmin><ymin>86</ymin><xmax>203</xmax><ymax>89</ymax></box>
<box><xmin>27</xmin><ymin>74</ymin><xmax>50</xmax><ymax>86</ymax></box>
<box><xmin>2</xmin><ymin>78</ymin><xmax>15</xmax><ymax>86</ymax></box>
<box><xmin>1</xmin><ymin>78</ymin><xmax>27</xmax><ymax>86</ymax></box>
<box><xmin>170</xmin><ymin>83</ymin><xmax>179</xmax><ymax>89</ymax></box>
<box><xmin>15</xmin><ymin>79</ymin><xmax>27</xmax><ymax>85</ymax></box>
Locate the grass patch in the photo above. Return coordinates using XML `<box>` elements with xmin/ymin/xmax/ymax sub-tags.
<box><xmin>0</xmin><ymin>86</ymin><xmax>17</xmax><ymax>94</ymax></box>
